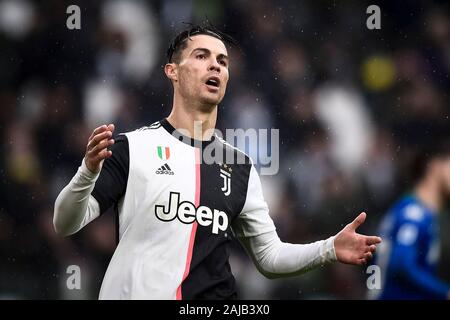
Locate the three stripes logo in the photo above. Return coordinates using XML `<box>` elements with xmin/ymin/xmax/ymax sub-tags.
<box><xmin>156</xmin><ymin>163</ymin><xmax>174</xmax><ymax>175</ymax></box>
<box><xmin>219</xmin><ymin>163</ymin><xmax>232</xmax><ymax>196</ymax></box>
<box><xmin>156</xmin><ymin>146</ymin><xmax>174</xmax><ymax>175</ymax></box>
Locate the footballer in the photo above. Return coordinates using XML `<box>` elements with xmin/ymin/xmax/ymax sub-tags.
<box><xmin>54</xmin><ymin>24</ymin><xmax>381</xmax><ymax>299</ymax></box>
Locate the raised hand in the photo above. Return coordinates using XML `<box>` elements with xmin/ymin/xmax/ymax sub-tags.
<box><xmin>334</xmin><ymin>212</ymin><xmax>382</xmax><ymax>265</ymax></box>
<box><xmin>85</xmin><ymin>124</ymin><xmax>115</xmax><ymax>173</ymax></box>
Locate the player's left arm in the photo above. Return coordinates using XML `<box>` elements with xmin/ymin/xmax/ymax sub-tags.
<box><xmin>232</xmin><ymin>164</ymin><xmax>381</xmax><ymax>278</ymax></box>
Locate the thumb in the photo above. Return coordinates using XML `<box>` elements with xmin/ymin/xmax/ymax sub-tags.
<box><xmin>348</xmin><ymin>212</ymin><xmax>366</xmax><ymax>231</ymax></box>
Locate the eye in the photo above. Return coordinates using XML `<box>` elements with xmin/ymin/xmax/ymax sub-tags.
<box><xmin>219</xmin><ymin>60</ymin><xmax>228</xmax><ymax>67</ymax></box>
<box><xmin>197</xmin><ymin>54</ymin><xmax>206</xmax><ymax>60</ymax></box>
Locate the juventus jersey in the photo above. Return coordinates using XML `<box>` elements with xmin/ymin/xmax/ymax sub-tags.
<box><xmin>91</xmin><ymin>119</ymin><xmax>276</xmax><ymax>299</ymax></box>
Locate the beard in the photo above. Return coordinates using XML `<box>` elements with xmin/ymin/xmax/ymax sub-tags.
<box><xmin>176</xmin><ymin>72</ymin><xmax>227</xmax><ymax>111</ymax></box>
<box><xmin>199</xmin><ymin>91</ymin><xmax>224</xmax><ymax>108</ymax></box>
<box><xmin>181</xmin><ymin>83</ymin><xmax>225</xmax><ymax>110</ymax></box>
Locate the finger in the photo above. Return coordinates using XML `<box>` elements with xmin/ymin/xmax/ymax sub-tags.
<box><xmin>369</xmin><ymin>245</ymin><xmax>377</xmax><ymax>253</ymax></box>
<box><xmin>88</xmin><ymin>131</ymin><xmax>113</xmax><ymax>150</ymax></box>
<box><xmin>90</xmin><ymin>139</ymin><xmax>114</xmax><ymax>155</ymax></box>
<box><xmin>363</xmin><ymin>252</ymin><xmax>373</xmax><ymax>260</ymax></box>
<box><xmin>89</xmin><ymin>124</ymin><xmax>108</xmax><ymax>139</ymax></box>
<box><xmin>348</xmin><ymin>212</ymin><xmax>366</xmax><ymax>231</ymax></box>
<box><xmin>93</xmin><ymin>149</ymin><xmax>113</xmax><ymax>162</ymax></box>
<box><xmin>107</xmin><ymin>123</ymin><xmax>115</xmax><ymax>133</ymax></box>
<box><xmin>365</xmin><ymin>236</ymin><xmax>382</xmax><ymax>245</ymax></box>
<box><xmin>357</xmin><ymin>258</ymin><xmax>367</xmax><ymax>265</ymax></box>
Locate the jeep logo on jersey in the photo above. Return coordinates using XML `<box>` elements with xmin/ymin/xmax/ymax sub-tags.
<box><xmin>155</xmin><ymin>192</ymin><xmax>229</xmax><ymax>235</ymax></box>
<box><xmin>157</xmin><ymin>146</ymin><xmax>170</xmax><ymax>160</ymax></box>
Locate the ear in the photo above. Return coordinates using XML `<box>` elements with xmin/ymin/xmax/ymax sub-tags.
<box><xmin>164</xmin><ymin>63</ymin><xmax>178</xmax><ymax>82</ymax></box>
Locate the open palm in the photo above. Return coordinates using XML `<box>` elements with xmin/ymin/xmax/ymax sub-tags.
<box><xmin>334</xmin><ymin>212</ymin><xmax>382</xmax><ymax>265</ymax></box>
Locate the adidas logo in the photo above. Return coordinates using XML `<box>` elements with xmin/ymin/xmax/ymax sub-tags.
<box><xmin>156</xmin><ymin>163</ymin><xmax>174</xmax><ymax>175</ymax></box>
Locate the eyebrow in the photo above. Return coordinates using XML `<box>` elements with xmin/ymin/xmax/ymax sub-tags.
<box><xmin>191</xmin><ymin>48</ymin><xmax>229</xmax><ymax>61</ymax></box>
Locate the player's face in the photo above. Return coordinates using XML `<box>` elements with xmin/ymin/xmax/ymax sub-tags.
<box><xmin>176</xmin><ymin>35</ymin><xmax>229</xmax><ymax>108</ymax></box>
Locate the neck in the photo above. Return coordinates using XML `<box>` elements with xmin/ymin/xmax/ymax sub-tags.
<box><xmin>414</xmin><ymin>177</ymin><xmax>442</xmax><ymax>213</ymax></box>
<box><xmin>167</xmin><ymin>93</ymin><xmax>217</xmax><ymax>141</ymax></box>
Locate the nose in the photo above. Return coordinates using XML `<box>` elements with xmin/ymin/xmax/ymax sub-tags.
<box><xmin>208</xmin><ymin>59</ymin><xmax>220</xmax><ymax>73</ymax></box>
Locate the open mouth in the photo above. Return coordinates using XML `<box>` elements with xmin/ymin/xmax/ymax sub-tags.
<box><xmin>205</xmin><ymin>76</ymin><xmax>220</xmax><ymax>88</ymax></box>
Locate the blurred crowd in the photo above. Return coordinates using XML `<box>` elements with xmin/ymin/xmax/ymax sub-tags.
<box><xmin>0</xmin><ymin>0</ymin><xmax>449</xmax><ymax>299</ymax></box>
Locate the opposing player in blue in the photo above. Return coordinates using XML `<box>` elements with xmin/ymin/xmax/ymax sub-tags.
<box><xmin>372</xmin><ymin>142</ymin><xmax>450</xmax><ymax>300</ymax></box>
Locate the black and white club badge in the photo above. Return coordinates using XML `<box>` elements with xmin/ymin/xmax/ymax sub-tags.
<box><xmin>219</xmin><ymin>163</ymin><xmax>232</xmax><ymax>196</ymax></box>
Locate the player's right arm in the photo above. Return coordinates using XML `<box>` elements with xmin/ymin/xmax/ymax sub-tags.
<box><xmin>53</xmin><ymin>124</ymin><xmax>115</xmax><ymax>236</ymax></box>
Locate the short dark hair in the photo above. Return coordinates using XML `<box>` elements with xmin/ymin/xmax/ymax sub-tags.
<box><xmin>410</xmin><ymin>140</ymin><xmax>450</xmax><ymax>184</ymax></box>
<box><xmin>166</xmin><ymin>22</ymin><xmax>237</xmax><ymax>64</ymax></box>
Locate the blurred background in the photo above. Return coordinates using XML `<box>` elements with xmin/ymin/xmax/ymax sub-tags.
<box><xmin>0</xmin><ymin>0</ymin><xmax>449</xmax><ymax>299</ymax></box>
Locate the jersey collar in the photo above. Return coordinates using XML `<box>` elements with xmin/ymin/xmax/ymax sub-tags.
<box><xmin>160</xmin><ymin>118</ymin><xmax>216</xmax><ymax>149</ymax></box>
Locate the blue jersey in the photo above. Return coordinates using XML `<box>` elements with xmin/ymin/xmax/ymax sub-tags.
<box><xmin>372</xmin><ymin>195</ymin><xmax>449</xmax><ymax>300</ymax></box>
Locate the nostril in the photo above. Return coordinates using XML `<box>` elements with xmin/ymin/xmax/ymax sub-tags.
<box><xmin>209</xmin><ymin>64</ymin><xmax>220</xmax><ymax>71</ymax></box>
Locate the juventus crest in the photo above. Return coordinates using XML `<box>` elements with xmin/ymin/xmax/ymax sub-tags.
<box><xmin>219</xmin><ymin>163</ymin><xmax>232</xmax><ymax>196</ymax></box>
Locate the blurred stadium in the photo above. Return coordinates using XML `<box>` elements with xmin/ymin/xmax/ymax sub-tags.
<box><xmin>0</xmin><ymin>0</ymin><xmax>449</xmax><ymax>299</ymax></box>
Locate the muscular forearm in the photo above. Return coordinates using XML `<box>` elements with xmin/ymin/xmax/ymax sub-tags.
<box><xmin>53</xmin><ymin>158</ymin><xmax>101</xmax><ymax>236</ymax></box>
<box><xmin>238</xmin><ymin>231</ymin><xmax>337</xmax><ymax>279</ymax></box>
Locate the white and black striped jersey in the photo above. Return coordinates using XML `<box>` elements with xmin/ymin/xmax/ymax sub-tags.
<box><xmin>92</xmin><ymin>119</ymin><xmax>276</xmax><ymax>299</ymax></box>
